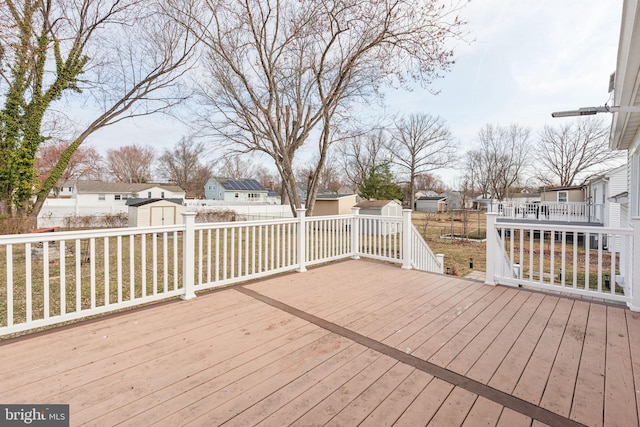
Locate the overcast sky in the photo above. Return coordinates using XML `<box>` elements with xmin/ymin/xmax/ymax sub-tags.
<box><xmin>88</xmin><ymin>0</ymin><xmax>624</xmax><ymax>184</ymax></box>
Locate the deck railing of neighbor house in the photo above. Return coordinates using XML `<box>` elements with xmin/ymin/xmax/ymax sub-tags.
<box><xmin>490</xmin><ymin>201</ymin><xmax>603</xmax><ymax>223</ymax></box>
<box><xmin>485</xmin><ymin>212</ymin><xmax>640</xmax><ymax>310</ymax></box>
<box><xmin>0</xmin><ymin>208</ymin><xmax>442</xmax><ymax>336</ymax></box>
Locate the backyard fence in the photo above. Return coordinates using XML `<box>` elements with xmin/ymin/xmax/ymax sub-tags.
<box><xmin>485</xmin><ymin>212</ymin><xmax>640</xmax><ymax>309</ymax></box>
<box><xmin>0</xmin><ymin>209</ymin><xmax>443</xmax><ymax>337</ymax></box>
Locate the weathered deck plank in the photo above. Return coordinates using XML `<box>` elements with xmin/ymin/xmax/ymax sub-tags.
<box><xmin>604</xmin><ymin>307</ymin><xmax>639</xmax><ymax>426</ymax></box>
<box><xmin>0</xmin><ymin>259</ymin><xmax>637</xmax><ymax>427</ymax></box>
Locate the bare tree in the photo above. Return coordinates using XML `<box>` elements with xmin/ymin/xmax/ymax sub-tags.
<box><xmin>157</xmin><ymin>138</ymin><xmax>212</xmax><ymax>198</ymax></box>
<box><xmin>106</xmin><ymin>144</ymin><xmax>155</xmax><ymax>184</ymax></box>
<box><xmin>296</xmin><ymin>154</ymin><xmax>344</xmax><ymax>194</ymax></box>
<box><xmin>465</xmin><ymin>124</ymin><xmax>529</xmax><ymax>201</ymax></box>
<box><xmin>415</xmin><ymin>173</ymin><xmax>448</xmax><ymax>193</ymax></box>
<box><xmin>255</xmin><ymin>167</ymin><xmax>279</xmax><ymax>189</ymax></box>
<box><xmin>215</xmin><ymin>156</ymin><xmax>260</xmax><ymax>180</ymax></box>
<box><xmin>337</xmin><ymin>129</ymin><xmax>391</xmax><ymax>190</ymax></box>
<box><xmin>390</xmin><ymin>113</ymin><xmax>457</xmax><ymax>208</ymax></box>
<box><xmin>35</xmin><ymin>141</ymin><xmax>104</xmax><ymax>196</ymax></box>
<box><xmin>535</xmin><ymin>117</ymin><xmax>623</xmax><ymax>186</ymax></box>
<box><xmin>0</xmin><ymin>0</ymin><xmax>197</xmax><ymax>218</ymax></box>
<box><xmin>170</xmin><ymin>0</ymin><xmax>464</xmax><ymax>215</ymax></box>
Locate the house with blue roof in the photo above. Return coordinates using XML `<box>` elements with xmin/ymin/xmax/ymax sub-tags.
<box><xmin>204</xmin><ymin>177</ymin><xmax>269</xmax><ymax>203</ymax></box>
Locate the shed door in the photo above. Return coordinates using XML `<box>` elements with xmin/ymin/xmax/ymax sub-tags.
<box><xmin>150</xmin><ymin>206</ymin><xmax>176</xmax><ymax>226</ymax></box>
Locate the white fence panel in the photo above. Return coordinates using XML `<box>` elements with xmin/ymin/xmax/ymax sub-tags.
<box><xmin>1</xmin><ymin>210</ymin><xmax>442</xmax><ymax>336</ymax></box>
<box><xmin>0</xmin><ymin>225</ymin><xmax>185</xmax><ymax>336</ymax></box>
<box><xmin>489</xmin><ymin>217</ymin><xmax>634</xmax><ymax>304</ymax></box>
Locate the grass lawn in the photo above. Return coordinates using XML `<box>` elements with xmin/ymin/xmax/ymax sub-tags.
<box><xmin>412</xmin><ymin>211</ymin><xmax>487</xmax><ymax>277</ymax></box>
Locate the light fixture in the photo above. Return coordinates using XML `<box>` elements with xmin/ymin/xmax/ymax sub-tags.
<box><xmin>551</xmin><ymin>105</ymin><xmax>640</xmax><ymax>118</ymax></box>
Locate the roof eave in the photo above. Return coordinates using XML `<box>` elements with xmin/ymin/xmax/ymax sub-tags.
<box><xmin>611</xmin><ymin>0</ymin><xmax>640</xmax><ymax>151</ymax></box>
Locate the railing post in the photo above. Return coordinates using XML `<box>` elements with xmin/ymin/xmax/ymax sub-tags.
<box><xmin>181</xmin><ymin>211</ymin><xmax>197</xmax><ymax>300</ymax></box>
<box><xmin>402</xmin><ymin>209</ymin><xmax>412</xmax><ymax>270</ymax></box>
<box><xmin>485</xmin><ymin>212</ymin><xmax>498</xmax><ymax>286</ymax></box>
<box><xmin>436</xmin><ymin>253</ymin><xmax>445</xmax><ymax>274</ymax></box>
<box><xmin>627</xmin><ymin>217</ymin><xmax>640</xmax><ymax>311</ymax></box>
<box><xmin>351</xmin><ymin>207</ymin><xmax>360</xmax><ymax>260</ymax></box>
<box><xmin>296</xmin><ymin>208</ymin><xmax>307</xmax><ymax>272</ymax></box>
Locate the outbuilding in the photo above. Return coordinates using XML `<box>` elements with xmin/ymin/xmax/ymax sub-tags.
<box><xmin>127</xmin><ymin>198</ymin><xmax>185</xmax><ymax>227</ymax></box>
<box><xmin>312</xmin><ymin>194</ymin><xmax>358</xmax><ymax>216</ymax></box>
<box><xmin>353</xmin><ymin>200</ymin><xmax>402</xmax><ymax>235</ymax></box>
<box><xmin>415</xmin><ymin>196</ymin><xmax>447</xmax><ymax>213</ymax></box>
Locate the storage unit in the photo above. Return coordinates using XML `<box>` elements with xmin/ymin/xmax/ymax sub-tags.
<box><xmin>313</xmin><ymin>194</ymin><xmax>358</xmax><ymax>216</ymax></box>
<box><xmin>127</xmin><ymin>198</ymin><xmax>185</xmax><ymax>227</ymax></box>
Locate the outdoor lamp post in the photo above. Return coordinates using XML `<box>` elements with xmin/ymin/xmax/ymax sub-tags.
<box><xmin>551</xmin><ymin>105</ymin><xmax>640</xmax><ymax>118</ymax></box>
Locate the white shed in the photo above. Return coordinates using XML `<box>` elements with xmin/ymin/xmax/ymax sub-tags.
<box><xmin>415</xmin><ymin>196</ymin><xmax>446</xmax><ymax>213</ymax></box>
<box><xmin>354</xmin><ymin>200</ymin><xmax>402</xmax><ymax>235</ymax></box>
<box><xmin>127</xmin><ymin>198</ymin><xmax>185</xmax><ymax>227</ymax></box>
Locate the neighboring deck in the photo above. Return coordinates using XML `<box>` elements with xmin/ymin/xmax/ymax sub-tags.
<box><xmin>1</xmin><ymin>259</ymin><xmax>638</xmax><ymax>427</ymax></box>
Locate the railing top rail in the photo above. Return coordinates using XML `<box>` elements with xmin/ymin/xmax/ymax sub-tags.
<box><xmin>357</xmin><ymin>214</ymin><xmax>404</xmax><ymax>222</ymax></box>
<box><xmin>194</xmin><ymin>217</ymin><xmax>298</xmax><ymax>230</ymax></box>
<box><xmin>495</xmin><ymin>221</ymin><xmax>633</xmax><ymax>234</ymax></box>
<box><xmin>493</xmin><ymin>201</ymin><xmax>593</xmax><ymax>205</ymax></box>
<box><xmin>0</xmin><ymin>224</ymin><xmax>186</xmax><ymax>244</ymax></box>
<box><xmin>305</xmin><ymin>214</ymin><xmax>354</xmax><ymax>222</ymax></box>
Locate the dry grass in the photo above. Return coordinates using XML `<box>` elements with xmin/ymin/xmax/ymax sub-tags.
<box><xmin>412</xmin><ymin>211</ymin><xmax>487</xmax><ymax>277</ymax></box>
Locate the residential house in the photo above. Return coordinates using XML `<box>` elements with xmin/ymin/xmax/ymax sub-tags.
<box><xmin>539</xmin><ymin>185</ymin><xmax>585</xmax><ymax>204</ymax></box>
<box><xmin>585</xmin><ymin>164</ymin><xmax>627</xmax><ymax>227</ymax></box>
<box><xmin>75</xmin><ymin>181</ymin><xmax>185</xmax><ymax>205</ymax></box>
<box><xmin>204</xmin><ymin>177</ymin><xmax>268</xmax><ymax>203</ymax></box>
<box><xmin>610</xmin><ymin>4</ymin><xmax>640</xmax><ymax>232</ymax></box>
<box><xmin>442</xmin><ymin>191</ymin><xmax>464</xmax><ymax>210</ymax></box>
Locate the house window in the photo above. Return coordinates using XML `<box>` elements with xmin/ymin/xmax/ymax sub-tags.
<box><xmin>147</xmin><ymin>192</ymin><xmax>152</xmax><ymax>198</ymax></box>
<box><xmin>68</xmin><ymin>187</ymin><xmax>72</xmax><ymax>192</ymax></box>
<box><xmin>161</xmin><ymin>192</ymin><xmax>165</xmax><ymax>198</ymax></box>
<box><xmin>98</xmin><ymin>194</ymin><xmax>105</xmax><ymax>201</ymax></box>
<box><xmin>558</xmin><ymin>191</ymin><xmax>568</xmax><ymax>203</ymax></box>
<box><xmin>235</xmin><ymin>193</ymin><xmax>239</xmax><ymax>198</ymax></box>
<box><xmin>115</xmin><ymin>194</ymin><xmax>121</xmax><ymax>200</ymax></box>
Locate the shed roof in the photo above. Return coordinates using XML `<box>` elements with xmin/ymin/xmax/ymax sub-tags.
<box><xmin>316</xmin><ymin>193</ymin><xmax>357</xmax><ymax>200</ymax></box>
<box><xmin>354</xmin><ymin>200</ymin><xmax>399</xmax><ymax>209</ymax></box>
<box><xmin>417</xmin><ymin>196</ymin><xmax>446</xmax><ymax>201</ymax></box>
<box><xmin>126</xmin><ymin>198</ymin><xmax>184</xmax><ymax>207</ymax></box>
<box><xmin>76</xmin><ymin>181</ymin><xmax>184</xmax><ymax>194</ymax></box>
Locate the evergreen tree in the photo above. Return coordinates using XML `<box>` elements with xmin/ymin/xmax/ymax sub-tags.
<box><xmin>358</xmin><ymin>164</ymin><xmax>403</xmax><ymax>200</ymax></box>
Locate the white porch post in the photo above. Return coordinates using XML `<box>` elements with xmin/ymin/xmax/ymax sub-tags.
<box><xmin>296</xmin><ymin>208</ymin><xmax>307</xmax><ymax>272</ymax></box>
<box><xmin>181</xmin><ymin>211</ymin><xmax>197</xmax><ymax>300</ymax></box>
<box><xmin>402</xmin><ymin>209</ymin><xmax>412</xmax><ymax>270</ymax></box>
<box><xmin>485</xmin><ymin>212</ymin><xmax>498</xmax><ymax>286</ymax></box>
<box><xmin>351</xmin><ymin>207</ymin><xmax>360</xmax><ymax>260</ymax></box>
<box><xmin>436</xmin><ymin>253</ymin><xmax>445</xmax><ymax>274</ymax></box>
<box><xmin>627</xmin><ymin>217</ymin><xmax>640</xmax><ymax>311</ymax></box>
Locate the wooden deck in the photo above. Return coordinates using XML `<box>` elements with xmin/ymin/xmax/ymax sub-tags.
<box><xmin>1</xmin><ymin>259</ymin><xmax>639</xmax><ymax>426</ymax></box>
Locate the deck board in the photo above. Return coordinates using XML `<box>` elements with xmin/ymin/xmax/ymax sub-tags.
<box><xmin>604</xmin><ymin>307</ymin><xmax>638</xmax><ymax>426</ymax></box>
<box><xmin>465</xmin><ymin>292</ymin><xmax>545</xmax><ymax>384</ymax></box>
<box><xmin>539</xmin><ymin>300</ymin><xmax>589</xmax><ymax>417</ymax></box>
<box><xmin>0</xmin><ymin>259</ymin><xmax>638</xmax><ymax>426</ymax></box>
<box><xmin>461</xmin><ymin>396</ymin><xmax>504</xmax><ymax>427</ymax></box>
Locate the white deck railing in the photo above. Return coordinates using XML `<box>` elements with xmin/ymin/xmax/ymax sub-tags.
<box><xmin>486</xmin><ymin>213</ymin><xmax>640</xmax><ymax>309</ymax></box>
<box><xmin>490</xmin><ymin>202</ymin><xmax>603</xmax><ymax>223</ymax></box>
<box><xmin>0</xmin><ymin>208</ymin><xmax>442</xmax><ymax>336</ymax></box>
<box><xmin>410</xmin><ymin>224</ymin><xmax>444</xmax><ymax>273</ymax></box>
